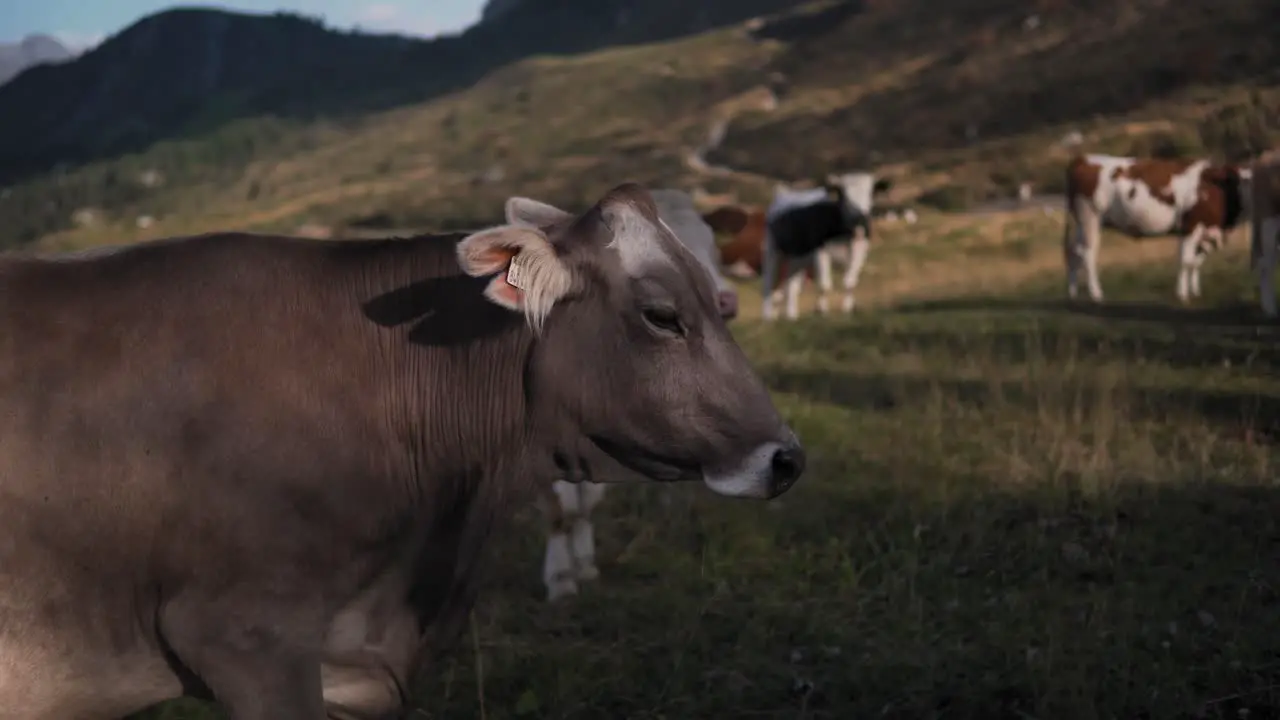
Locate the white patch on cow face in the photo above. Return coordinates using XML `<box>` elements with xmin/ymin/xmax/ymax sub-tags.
<box><xmin>702</xmin><ymin>439</ymin><xmax>803</xmax><ymax>499</ymax></box>
<box><xmin>602</xmin><ymin>201</ymin><xmax>678</xmax><ymax>277</ymax></box>
<box><xmin>830</xmin><ymin>172</ymin><xmax>876</xmax><ymax>214</ymax></box>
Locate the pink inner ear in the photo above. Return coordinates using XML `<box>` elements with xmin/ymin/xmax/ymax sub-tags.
<box><xmin>486</xmin><ymin>275</ymin><xmax>524</xmax><ymax>308</ymax></box>
<box><xmin>474</xmin><ymin>246</ymin><xmax>518</xmax><ymax>275</ymax></box>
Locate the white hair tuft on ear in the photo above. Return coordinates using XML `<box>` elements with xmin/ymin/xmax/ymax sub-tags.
<box><xmin>456</xmin><ymin>225</ymin><xmax>575</xmax><ymax>334</ymax></box>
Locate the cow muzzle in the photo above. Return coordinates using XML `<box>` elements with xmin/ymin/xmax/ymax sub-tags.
<box><xmin>702</xmin><ymin>430</ymin><xmax>806</xmax><ymax>499</ymax></box>
<box><xmin>716</xmin><ymin>289</ymin><xmax>739</xmax><ymax>320</ymax></box>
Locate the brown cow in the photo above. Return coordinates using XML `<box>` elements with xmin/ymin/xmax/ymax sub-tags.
<box><xmin>0</xmin><ymin>183</ymin><xmax>805</xmax><ymax>719</ymax></box>
<box><xmin>1063</xmin><ymin>153</ymin><xmax>1252</xmax><ymax>303</ymax></box>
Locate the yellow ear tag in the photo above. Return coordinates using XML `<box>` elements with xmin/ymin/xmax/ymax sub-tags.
<box><xmin>506</xmin><ymin>251</ymin><xmax>530</xmax><ymax>289</ymax></box>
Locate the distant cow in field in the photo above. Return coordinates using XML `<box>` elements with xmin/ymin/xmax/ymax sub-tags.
<box><xmin>761</xmin><ymin>172</ymin><xmax>890</xmax><ymax>321</ymax></box>
<box><xmin>0</xmin><ymin>183</ymin><xmax>806</xmax><ymax>719</ymax></box>
<box><xmin>1251</xmin><ymin>151</ymin><xmax>1280</xmax><ymax>316</ymax></box>
<box><xmin>539</xmin><ymin>187</ymin><xmax>743</xmax><ymax>602</ymax></box>
<box><xmin>1063</xmin><ymin>153</ymin><xmax>1252</xmax><ymax>303</ymax></box>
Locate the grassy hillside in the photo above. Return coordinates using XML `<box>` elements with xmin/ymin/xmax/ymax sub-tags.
<box><xmin>130</xmin><ymin>203</ymin><xmax>1280</xmax><ymax>719</ymax></box>
<box><xmin>4</xmin><ymin>0</ymin><xmax>1278</xmax><ymax>250</ymax></box>
<box><xmin>0</xmin><ymin>0</ymin><xmax>805</xmax><ymax>188</ymax></box>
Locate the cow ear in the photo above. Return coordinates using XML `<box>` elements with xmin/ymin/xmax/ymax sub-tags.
<box><xmin>505</xmin><ymin>196</ymin><xmax>574</xmax><ymax>229</ymax></box>
<box><xmin>456</xmin><ymin>225</ymin><xmax>575</xmax><ymax>331</ymax></box>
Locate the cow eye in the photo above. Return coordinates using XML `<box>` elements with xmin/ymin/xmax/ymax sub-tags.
<box><xmin>641</xmin><ymin>306</ymin><xmax>685</xmax><ymax>337</ymax></box>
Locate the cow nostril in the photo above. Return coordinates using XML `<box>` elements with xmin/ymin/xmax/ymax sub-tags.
<box><xmin>769</xmin><ymin>444</ymin><xmax>805</xmax><ymax>492</ymax></box>
<box><xmin>717</xmin><ymin>290</ymin><xmax>739</xmax><ymax>319</ymax></box>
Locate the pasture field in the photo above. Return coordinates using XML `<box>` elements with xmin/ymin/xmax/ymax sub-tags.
<box><xmin>136</xmin><ymin>209</ymin><xmax>1280</xmax><ymax>720</ymax></box>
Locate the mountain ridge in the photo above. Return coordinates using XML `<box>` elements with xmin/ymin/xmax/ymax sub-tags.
<box><xmin>0</xmin><ymin>1</ymin><xmax>807</xmax><ymax>187</ymax></box>
<box><xmin>1</xmin><ymin>0</ymin><xmax>1277</xmax><ymax>250</ymax></box>
<box><xmin>0</xmin><ymin>34</ymin><xmax>74</xmax><ymax>87</ymax></box>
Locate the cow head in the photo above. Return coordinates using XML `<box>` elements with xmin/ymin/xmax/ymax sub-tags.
<box><xmin>454</xmin><ymin>183</ymin><xmax>804</xmax><ymax>499</ymax></box>
<box><xmin>1202</xmin><ymin>163</ymin><xmax>1254</xmax><ymax>227</ymax></box>
<box><xmin>825</xmin><ymin>171</ymin><xmax>887</xmax><ymax>225</ymax></box>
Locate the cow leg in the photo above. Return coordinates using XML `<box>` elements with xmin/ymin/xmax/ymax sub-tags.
<box><xmin>761</xmin><ymin>228</ymin><xmax>779</xmax><ymax>321</ymax></box>
<box><xmin>784</xmin><ymin>268</ymin><xmax>804</xmax><ymax>320</ymax></box>
<box><xmin>814</xmin><ymin>247</ymin><xmax>834</xmax><ymax>314</ymax></box>
<box><xmin>322</xmin><ymin>655</ymin><xmax>411</xmax><ymax>720</ymax></box>
<box><xmin>320</xmin><ymin>589</ymin><xmax>419</xmax><ymax>720</ymax></box>
<box><xmin>841</xmin><ymin>231</ymin><xmax>870</xmax><ymax>313</ymax></box>
<box><xmin>1260</xmin><ymin>217</ymin><xmax>1280</xmax><ymax>317</ymax></box>
<box><xmin>1066</xmin><ymin>198</ymin><xmax>1103</xmax><ymax>301</ymax></box>
<box><xmin>569</xmin><ymin>482</ymin><xmax>607</xmax><ymax>582</ymax></box>
<box><xmin>1063</xmin><ymin>199</ymin><xmax>1082</xmax><ymax>299</ymax></box>
<box><xmin>543</xmin><ymin>480</ymin><xmax>579</xmax><ymax>601</ymax></box>
<box><xmin>1176</xmin><ymin>226</ymin><xmax>1205</xmax><ymax>304</ymax></box>
<box><xmin>1081</xmin><ymin>210</ymin><xmax>1104</xmax><ymax>303</ymax></box>
<box><xmin>1190</xmin><ymin>226</ymin><xmax>1223</xmax><ymax>299</ymax></box>
<box><xmin>160</xmin><ymin>600</ymin><xmax>326</xmax><ymax>720</ymax></box>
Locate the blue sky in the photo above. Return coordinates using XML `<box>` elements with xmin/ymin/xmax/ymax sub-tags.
<box><xmin>1</xmin><ymin>1</ymin><xmax>487</xmax><ymax>49</ymax></box>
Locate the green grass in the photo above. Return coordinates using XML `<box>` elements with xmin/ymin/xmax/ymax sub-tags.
<box><xmin>129</xmin><ymin>230</ymin><xmax>1280</xmax><ymax>719</ymax></box>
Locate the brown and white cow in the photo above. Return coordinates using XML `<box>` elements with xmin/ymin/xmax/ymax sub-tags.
<box><xmin>537</xmin><ymin>187</ymin><xmax>741</xmax><ymax>602</ymax></box>
<box><xmin>1063</xmin><ymin>153</ymin><xmax>1252</xmax><ymax>303</ymax></box>
<box><xmin>0</xmin><ymin>183</ymin><xmax>805</xmax><ymax>720</ymax></box>
<box><xmin>1251</xmin><ymin>150</ymin><xmax>1280</xmax><ymax>316</ymax></box>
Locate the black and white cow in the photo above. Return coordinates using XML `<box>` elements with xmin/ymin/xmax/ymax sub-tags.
<box><xmin>760</xmin><ymin>172</ymin><xmax>889</xmax><ymax>321</ymax></box>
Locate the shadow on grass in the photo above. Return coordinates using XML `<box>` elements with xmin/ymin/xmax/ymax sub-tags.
<box><xmin>761</xmin><ymin>363</ymin><xmax>1280</xmax><ymax>442</ymax></box>
<box><xmin>392</xmin><ymin>471</ymin><xmax>1280</xmax><ymax>719</ymax></box>
<box><xmin>874</xmin><ymin>297</ymin><xmax>1280</xmax><ymax>369</ymax></box>
<box><xmin>892</xmin><ymin>295</ymin><xmax>1277</xmax><ymax>330</ymax></box>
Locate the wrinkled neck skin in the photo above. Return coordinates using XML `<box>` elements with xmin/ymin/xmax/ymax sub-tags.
<box><xmin>350</xmin><ymin>235</ymin><xmax>564</xmax><ymax>495</ymax></box>
<box><xmin>319</xmin><ymin>238</ymin><xmax>605</xmax><ymax>719</ymax></box>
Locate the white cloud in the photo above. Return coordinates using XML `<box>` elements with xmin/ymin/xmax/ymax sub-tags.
<box><xmin>359</xmin><ymin>4</ymin><xmax>401</xmax><ymax>23</ymax></box>
<box><xmin>352</xmin><ymin>2</ymin><xmax>474</xmax><ymax>38</ymax></box>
